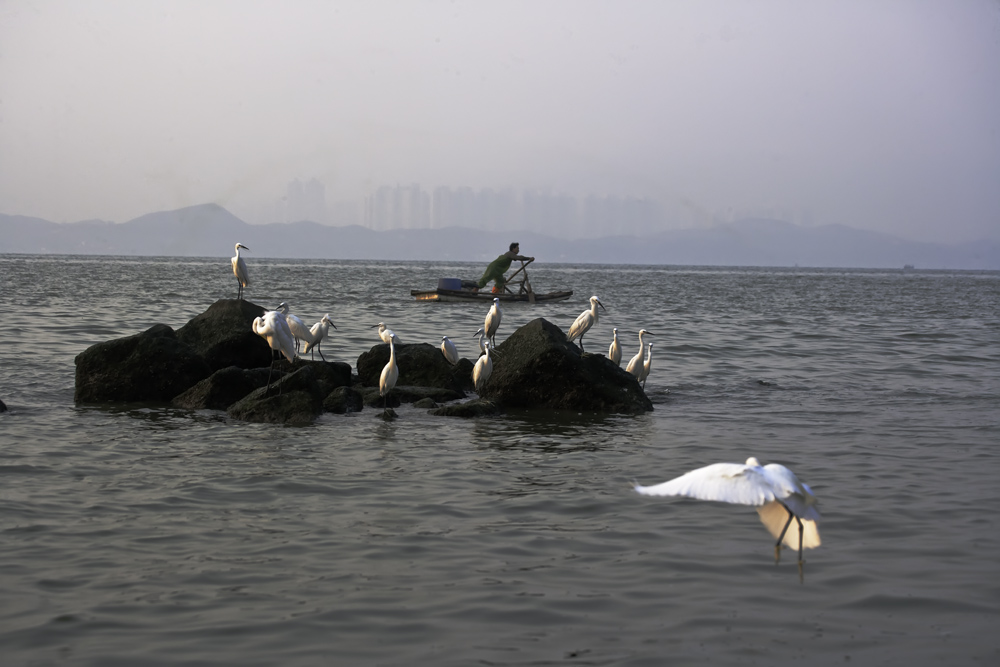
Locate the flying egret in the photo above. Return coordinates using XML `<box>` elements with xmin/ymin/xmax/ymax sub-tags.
<box><xmin>304</xmin><ymin>314</ymin><xmax>336</xmax><ymax>361</ymax></box>
<box><xmin>372</xmin><ymin>322</ymin><xmax>401</xmax><ymax>345</ymax></box>
<box><xmin>252</xmin><ymin>309</ymin><xmax>295</xmax><ymax>395</ymax></box>
<box><xmin>231</xmin><ymin>243</ymin><xmax>250</xmax><ymax>300</ymax></box>
<box><xmin>484</xmin><ymin>297</ymin><xmax>502</xmax><ymax>347</ymax></box>
<box><xmin>608</xmin><ymin>327</ymin><xmax>622</xmax><ymax>366</ymax></box>
<box><xmin>441</xmin><ymin>336</ymin><xmax>459</xmax><ymax>365</ymax></box>
<box><xmin>639</xmin><ymin>343</ymin><xmax>653</xmax><ymax>389</ymax></box>
<box><xmin>566</xmin><ymin>295</ymin><xmax>606</xmax><ymax>352</ymax></box>
<box><xmin>625</xmin><ymin>329</ymin><xmax>654</xmax><ymax>379</ymax></box>
<box><xmin>473</xmin><ymin>328</ymin><xmax>488</xmax><ymax>355</ymax></box>
<box><xmin>635</xmin><ymin>457</ymin><xmax>821</xmax><ymax>571</ymax></box>
<box><xmin>275</xmin><ymin>302</ymin><xmax>316</xmax><ymax>354</ymax></box>
<box><xmin>379</xmin><ymin>336</ymin><xmax>399</xmax><ymax>416</ymax></box>
<box><xmin>473</xmin><ymin>341</ymin><xmax>495</xmax><ymax>395</ymax></box>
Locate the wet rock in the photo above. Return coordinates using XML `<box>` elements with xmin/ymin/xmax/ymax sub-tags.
<box><xmin>175</xmin><ymin>299</ymin><xmax>272</xmax><ymax>371</ymax></box>
<box><xmin>323</xmin><ymin>386</ymin><xmax>364</xmax><ymax>413</ymax></box>
<box><xmin>171</xmin><ymin>366</ymin><xmax>272</xmax><ymax>410</ymax></box>
<box><xmin>483</xmin><ymin>318</ymin><xmax>653</xmax><ymax>414</ymax></box>
<box><xmin>429</xmin><ymin>399</ymin><xmax>502</xmax><ymax>418</ymax></box>
<box><xmin>359</xmin><ymin>386</ymin><xmax>402</xmax><ymax>409</ymax></box>
<box><xmin>356</xmin><ymin>343</ymin><xmax>472</xmax><ymax>393</ymax></box>
<box><xmin>0</xmin><ymin>398</ymin><xmax>7</xmax><ymax>412</ymax></box>
<box><xmin>412</xmin><ymin>397</ymin><xmax>437</xmax><ymax>409</ymax></box>
<box><xmin>75</xmin><ymin>324</ymin><xmax>212</xmax><ymax>403</ymax></box>
<box><xmin>287</xmin><ymin>358</ymin><xmax>352</xmax><ymax>395</ymax></box>
<box><xmin>226</xmin><ymin>365</ymin><xmax>326</xmax><ymax>425</ymax></box>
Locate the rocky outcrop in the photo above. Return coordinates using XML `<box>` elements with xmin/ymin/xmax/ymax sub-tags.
<box><xmin>175</xmin><ymin>299</ymin><xmax>271</xmax><ymax>371</ymax></box>
<box><xmin>356</xmin><ymin>343</ymin><xmax>473</xmax><ymax>393</ymax></box>
<box><xmin>0</xmin><ymin>398</ymin><xmax>7</xmax><ymax>413</ymax></box>
<box><xmin>171</xmin><ymin>366</ymin><xmax>272</xmax><ymax>410</ymax></box>
<box><xmin>226</xmin><ymin>365</ymin><xmax>326</xmax><ymax>425</ymax></box>
<box><xmin>324</xmin><ymin>386</ymin><xmax>364</xmax><ymax>413</ymax></box>
<box><xmin>481</xmin><ymin>318</ymin><xmax>653</xmax><ymax>414</ymax></box>
<box><xmin>75</xmin><ymin>324</ymin><xmax>212</xmax><ymax>403</ymax></box>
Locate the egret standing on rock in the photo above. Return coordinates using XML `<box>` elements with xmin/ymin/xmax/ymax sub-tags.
<box><xmin>626</xmin><ymin>329</ymin><xmax>654</xmax><ymax>379</ymax></box>
<box><xmin>275</xmin><ymin>302</ymin><xmax>316</xmax><ymax>354</ymax></box>
<box><xmin>441</xmin><ymin>336</ymin><xmax>459</xmax><ymax>365</ymax></box>
<box><xmin>566</xmin><ymin>295</ymin><xmax>606</xmax><ymax>352</ymax></box>
<box><xmin>231</xmin><ymin>243</ymin><xmax>250</xmax><ymax>300</ymax></box>
<box><xmin>634</xmin><ymin>457</ymin><xmax>821</xmax><ymax>574</ymax></box>
<box><xmin>372</xmin><ymin>322</ymin><xmax>401</xmax><ymax>345</ymax></box>
<box><xmin>304</xmin><ymin>314</ymin><xmax>336</xmax><ymax>361</ymax></box>
<box><xmin>252</xmin><ymin>309</ymin><xmax>295</xmax><ymax>395</ymax></box>
<box><xmin>473</xmin><ymin>341</ymin><xmax>495</xmax><ymax>395</ymax></box>
<box><xmin>484</xmin><ymin>298</ymin><xmax>502</xmax><ymax>348</ymax></box>
<box><xmin>379</xmin><ymin>336</ymin><xmax>399</xmax><ymax>417</ymax></box>
<box><xmin>639</xmin><ymin>343</ymin><xmax>653</xmax><ymax>389</ymax></box>
<box><xmin>608</xmin><ymin>327</ymin><xmax>622</xmax><ymax>366</ymax></box>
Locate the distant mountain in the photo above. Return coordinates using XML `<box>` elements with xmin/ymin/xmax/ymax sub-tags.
<box><xmin>1</xmin><ymin>204</ymin><xmax>997</xmax><ymax>269</ymax></box>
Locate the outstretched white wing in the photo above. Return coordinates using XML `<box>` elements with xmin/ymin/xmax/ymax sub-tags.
<box><xmin>634</xmin><ymin>462</ymin><xmax>779</xmax><ymax>507</ymax></box>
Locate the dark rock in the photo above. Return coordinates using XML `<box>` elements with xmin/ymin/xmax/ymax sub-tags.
<box><xmin>429</xmin><ymin>399</ymin><xmax>502</xmax><ymax>418</ymax></box>
<box><xmin>359</xmin><ymin>386</ymin><xmax>402</xmax><ymax>409</ymax></box>
<box><xmin>356</xmin><ymin>342</ymin><xmax>471</xmax><ymax>393</ymax></box>
<box><xmin>381</xmin><ymin>407</ymin><xmax>398</xmax><ymax>421</ymax></box>
<box><xmin>175</xmin><ymin>299</ymin><xmax>271</xmax><ymax>371</ymax></box>
<box><xmin>483</xmin><ymin>318</ymin><xmax>653</xmax><ymax>414</ymax></box>
<box><xmin>323</xmin><ymin>386</ymin><xmax>365</xmax><ymax>413</ymax></box>
<box><xmin>287</xmin><ymin>358</ymin><xmax>352</xmax><ymax>395</ymax></box>
<box><xmin>226</xmin><ymin>365</ymin><xmax>326</xmax><ymax>425</ymax></box>
<box><xmin>171</xmin><ymin>366</ymin><xmax>271</xmax><ymax>410</ymax></box>
<box><xmin>412</xmin><ymin>397</ymin><xmax>437</xmax><ymax>409</ymax></box>
<box><xmin>0</xmin><ymin>398</ymin><xmax>7</xmax><ymax>412</ymax></box>
<box><xmin>75</xmin><ymin>324</ymin><xmax>212</xmax><ymax>403</ymax></box>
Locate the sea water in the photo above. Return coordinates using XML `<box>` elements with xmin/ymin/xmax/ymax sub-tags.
<box><xmin>1</xmin><ymin>255</ymin><xmax>998</xmax><ymax>666</ymax></box>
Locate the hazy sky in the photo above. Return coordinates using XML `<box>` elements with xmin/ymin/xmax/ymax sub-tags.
<box><xmin>2</xmin><ymin>0</ymin><xmax>999</xmax><ymax>243</ymax></box>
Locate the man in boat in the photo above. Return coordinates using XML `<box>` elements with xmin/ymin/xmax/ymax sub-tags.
<box><xmin>477</xmin><ymin>242</ymin><xmax>534</xmax><ymax>293</ymax></box>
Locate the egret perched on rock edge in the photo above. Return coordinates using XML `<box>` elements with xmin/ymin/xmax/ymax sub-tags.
<box><xmin>634</xmin><ymin>457</ymin><xmax>821</xmax><ymax>574</ymax></box>
<box><xmin>379</xmin><ymin>336</ymin><xmax>399</xmax><ymax>417</ymax></box>
<box><xmin>626</xmin><ymin>329</ymin><xmax>654</xmax><ymax>379</ymax></box>
<box><xmin>372</xmin><ymin>322</ymin><xmax>401</xmax><ymax>345</ymax></box>
<box><xmin>252</xmin><ymin>310</ymin><xmax>295</xmax><ymax>395</ymax></box>
<box><xmin>566</xmin><ymin>295</ymin><xmax>606</xmax><ymax>352</ymax></box>
<box><xmin>304</xmin><ymin>314</ymin><xmax>336</xmax><ymax>361</ymax></box>
<box><xmin>473</xmin><ymin>328</ymin><xmax>488</xmax><ymax>356</ymax></box>
<box><xmin>473</xmin><ymin>342</ymin><xmax>495</xmax><ymax>394</ymax></box>
<box><xmin>485</xmin><ymin>298</ymin><xmax>502</xmax><ymax>348</ymax></box>
<box><xmin>608</xmin><ymin>328</ymin><xmax>622</xmax><ymax>366</ymax></box>
<box><xmin>231</xmin><ymin>243</ymin><xmax>250</xmax><ymax>300</ymax></box>
<box><xmin>275</xmin><ymin>302</ymin><xmax>316</xmax><ymax>354</ymax></box>
<box><xmin>441</xmin><ymin>336</ymin><xmax>459</xmax><ymax>365</ymax></box>
<box><xmin>639</xmin><ymin>343</ymin><xmax>653</xmax><ymax>389</ymax></box>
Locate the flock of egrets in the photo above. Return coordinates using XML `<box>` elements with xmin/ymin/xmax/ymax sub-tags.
<box><xmin>232</xmin><ymin>242</ymin><xmax>822</xmax><ymax>576</ymax></box>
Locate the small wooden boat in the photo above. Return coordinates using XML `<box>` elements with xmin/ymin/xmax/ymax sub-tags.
<box><xmin>411</xmin><ymin>259</ymin><xmax>573</xmax><ymax>303</ymax></box>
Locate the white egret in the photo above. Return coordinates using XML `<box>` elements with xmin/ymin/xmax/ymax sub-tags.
<box><xmin>252</xmin><ymin>309</ymin><xmax>295</xmax><ymax>395</ymax></box>
<box><xmin>441</xmin><ymin>336</ymin><xmax>459</xmax><ymax>365</ymax></box>
<box><xmin>473</xmin><ymin>341</ymin><xmax>495</xmax><ymax>394</ymax></box>
<box><xmin>231</xmin><ymin>243</ymin><xmax>250</xmax><ymax>300</ymax></box>
<box><xmin>275</xmin><ymin>302</ymin><xmax>316</xmax><ymax>354</ymax></box>
<box><xmin>639</xmin><ymin>343</ymin><xmax>653</xmax><ymax>389</ymax></box>
<box><xmin>473</xmin><ymin>328</ymin><xmax>488</xmax><ymax>355</ymax></box>
<box><xmin>379</xmin><ymin>336</ymin><xmax>399</xmax><ymax>416</ymax></box>
<box><xmin>484</xmin><ymin>298</ymin><xmax>502</xmax><ymax>347</ymax></box>
<box><xmin>304</xmin><ymin>314</ymin><xmax>336</xmax><ymax>361</ymax></box>
<box><xmin>635</xmin><ymin>457</ymin><xmax>821</xmax><ymax>570</ymax></box>
<box><xmin>566</xmin><ymin>295</ymin><xmax>606</xmax><ymax>352</ymax></box>
<box><xmin>625</xmin><ymin>329</ymin><xmax>654</xmax><ymax>379</ymax></box>
<box><xmin>608</xmin><ymin>327</ymin><xmax>622</xmax><ymax>366</ymax></box>
<box><xmin>372</xmin><ymin>322</ymin><xmax>401</xmax><ymax>345</ymax></box>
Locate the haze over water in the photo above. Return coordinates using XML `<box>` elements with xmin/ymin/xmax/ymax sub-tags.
<box><xmin>1</xmin><ymin>254</ymin><xmax>998</xmax><ymax>665</ymax></box>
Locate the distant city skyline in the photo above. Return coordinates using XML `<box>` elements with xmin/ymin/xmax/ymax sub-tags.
<box><xmin>2</xmin><ymin>2</ymin><xmax>998</xmax><ymax>245</ymax></box>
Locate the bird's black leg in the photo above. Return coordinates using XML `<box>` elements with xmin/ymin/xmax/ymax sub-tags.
<box><xmin>318</xmin><ymin>344</ymin><xmax>326</xmax><ymax>362</ymax></box>
<box><xmin>775</xmin><ymin>506</ymin><xmax>794</xmax><ymax>564</ymax></box>
<box><xmin>797</xmin><ymin>517</ymin><xmax>805</xmax><ymax>582</ymax></box>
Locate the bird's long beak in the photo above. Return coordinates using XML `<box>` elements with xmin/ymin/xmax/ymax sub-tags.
<box><xmin>598</xmin><ymin>301</ymin><xmax>607</xmax><ymax>311</ymax></box>
<box><xmin>370</xmin><ymin>324</ymin><xmax>379</xmax><ymax>328</ymax></box>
